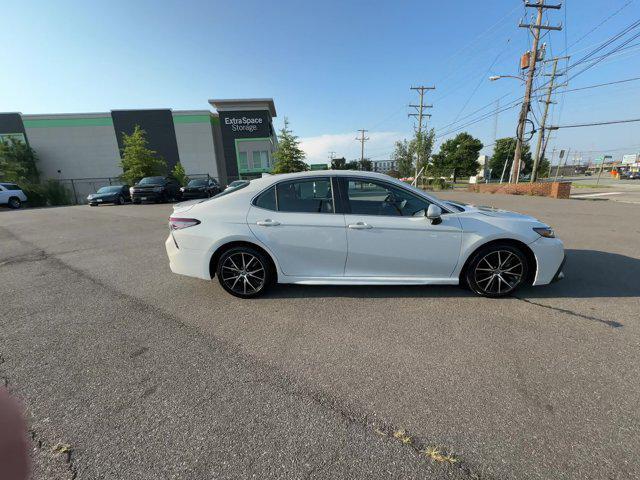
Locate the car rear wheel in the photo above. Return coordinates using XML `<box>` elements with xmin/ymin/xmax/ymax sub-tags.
<box><xmin>216</xmin><ymin>247</ymin><xmax>272</xmax><ymax>298</ymax></box>
<box><xmin>115</xmin><ymin>195</ymin><xmax>124</xmax><ymax>205</ymax></box>
<box><xmin>8</xmin><ymin>197</ymin><xmax>22</xmax><ymax>209</ymax></box>
<box><xmin>465</xmin><ymin>243</ymin><xmax>529</xmax><ymax>298</ymax></box>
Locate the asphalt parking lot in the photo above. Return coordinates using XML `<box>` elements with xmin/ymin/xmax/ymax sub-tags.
<box><xmin>1</xmin><ymin>192</ymin><xmax>639</xmax><ymax>480</ymax></box>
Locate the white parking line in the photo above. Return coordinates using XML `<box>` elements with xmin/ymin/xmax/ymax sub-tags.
<box><xmin>571</xmin><ymin>192</ymin><xmax>624</xmax><ymax>198</ymax></box>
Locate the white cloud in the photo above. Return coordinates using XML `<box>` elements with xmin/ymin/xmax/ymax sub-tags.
<box><xmin>299</xmin><ymin>131</ymin><xmax>406</xmax><ymax>165</ymax></box>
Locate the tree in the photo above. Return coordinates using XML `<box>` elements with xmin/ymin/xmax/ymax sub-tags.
<box><xmin>171</xmin><ymin>162</ymin><xmax>188</xmax><ymax>186</ymax></box>
<box><xmin>345</xmin><ymin>160</ymin><xmax>359</xmax><ymax>170</ymax></box>
<box><xmin>391</xmin><ymin>139</ymin><xmax>413</xmax><ymax>177</ymax></box>
<box><xmin>119</xmin><ymin>126</ymin><xmax>166</xmax><ymax>184</ymax></box>
<box><xmin>0</xmin><ymin>137</ymin><xmax>40</xmax><ymax>184</ymax></box>
<box><xmin>272</xmin><ymin>118</ymin><xmax>308</xmax><ymax>174</ymax></box>
<box><xmin>358</xmin><ymin>158</ymin><xmax>372</xmax><ymax>171</ymax></box>
<box><xmin>410</xmin><ymin>129</ymin><xmax>435</xmax><ymax>175</ymax></box>
<box><xmin>489</xmin><ymin>137</ymin><xmax>549</xmax><ymax>180</ymax></box>
<box><xmin>331</xmin><ymin>157</ymin><xmax>347</xmax><ymax>169</ymax></box>
<box><xmin>430</xmin><ymin>132</ymin><xmax>483</xmax><ymax>177</ymax></box>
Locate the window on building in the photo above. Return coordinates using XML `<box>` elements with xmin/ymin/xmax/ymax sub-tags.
<box><xmin>252</xmin><ymin>150</ymin><xmax>270</xmax><ymax>169</ymax></box>
<box><xmin>238</xmin><ymin>152</ymin><xmax>248</xmax><ymax>171</ymax></box>
<box><xmin>276</xmin><ymin>178</ymin><xmax>333</xmax><ymax>213</ymax></box>
<box><xmin>345</xmin><ymin>178</ymin><xmax>431</xmax><ymax>217</ymax></box>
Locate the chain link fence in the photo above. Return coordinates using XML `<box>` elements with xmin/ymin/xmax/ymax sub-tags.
<box><xmin>55</xmin><ymin>173</ymin><xmax>226</xmax><ymax>205</ymax></box>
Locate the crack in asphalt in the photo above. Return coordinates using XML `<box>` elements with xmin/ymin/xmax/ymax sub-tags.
<box><xmin>1</xmin><ymin>227</ymin><xmax>485</xmax><ymax>479</ymax></box>
<box><xmin>514</xmin><ymin>296</ymin><xmax>623</xmax><ymax>328</ymax></box>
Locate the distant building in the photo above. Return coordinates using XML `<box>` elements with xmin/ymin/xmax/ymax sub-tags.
<box><xmin>0</xmin><ymin>98</ymin><xmax>278</xmax><ymax>184</ymax></box>
<box><xmin>476</xmin><ymin>154</ymin><xmax>490</xmax><ymax>179</ymax></box>
<box><xmin>371</xmin><ymin>159</ymin><xmax>398</xmax><ymax>174</ymax></box>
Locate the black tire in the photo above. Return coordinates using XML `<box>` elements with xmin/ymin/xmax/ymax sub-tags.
<box><xmin>216</xmin><ymin>246</ymin><xmax>273</xmax><ymax>298</ymax></box>
<box><xmin>115</xmin><ymin>195</ymin><xmax>124</xmax><ymax>205</ymax></box>
<box><xmin>8</xmin><ymin>197</ymin><xmax>21</xmax><ymax>209</ymax></box>
<box><xmin>465</xmin><ymin>243</ymin><xmax>529</xmax><ymax>298</ymax></box>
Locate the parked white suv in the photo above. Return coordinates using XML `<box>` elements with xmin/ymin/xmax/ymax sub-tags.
<box><xmin>0</xmin><ymin>183</ymin><xmax>28</xmax><ymax>209</ymax></box>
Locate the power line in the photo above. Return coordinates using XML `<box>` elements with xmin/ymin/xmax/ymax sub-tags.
<box><xmin>550</xmin><ymin>117</ymin><xmax>640</xmax><ymax>129</ymax></box>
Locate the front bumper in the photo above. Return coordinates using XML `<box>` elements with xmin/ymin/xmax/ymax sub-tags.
<box><xmin>529</xmin><ymin>237</ymin><xmax>565</xmax><ymax>285</ymax></box>
<box><xmin>551</xmin><ymin>256</ymin><xmax>566</xmax><ymax>283</ymax></box>
<box><xmin>132</xmin><ymin>191</ymin><xmax>164</xmax><ymax>202</ymax></box>
<box><xmin>88</xmin><ymin>196</ymin><xmax>118</xmax><ymax>204</ymax></box>
<box><xmin>181</xmin><ymin>191</ymin><xmax>209</xmax><ymax>199</ymax></box>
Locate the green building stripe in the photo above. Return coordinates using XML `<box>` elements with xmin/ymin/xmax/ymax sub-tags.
<box><xmin>210</xmin><ymin>116</ymin><xmax>220</xmax><ymax>126</ymax></box>
<box><xmin>172</xmin><ymin>114</ymin><xmax>211</xmax><ymax>124</ymax></box>
<box><xmin>23</xmin><ymin>117</ymin><xmax>114</xmax><ymax>128</ymax></box>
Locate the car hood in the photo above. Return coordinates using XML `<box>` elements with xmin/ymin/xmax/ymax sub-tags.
<box><xmin>454</xmin><ymin>202</ymin><xmax>545</xmax><ymax>225</ymax></box>
<box><xmin>90</xmin><ymin>192</ymin><xmax>118</xmax><ymax>198</ymax></box>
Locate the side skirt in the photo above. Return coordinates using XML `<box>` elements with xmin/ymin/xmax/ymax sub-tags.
<box><xmin>279</xmin><ymin>276</ymin><xmax>459</xmax><ymax>286</ymax></box>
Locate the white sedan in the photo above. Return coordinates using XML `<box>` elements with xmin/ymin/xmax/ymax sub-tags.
<box><xmin>166</xmin><ymin>170</ymin><xmax>564</xmax><ymax>298</ymax></box>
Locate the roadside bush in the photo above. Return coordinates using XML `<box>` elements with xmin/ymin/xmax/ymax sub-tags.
<box><xmin>424</xmin><ymin>178</ymin><xmax>450</xmax><ymax>190</ymax></box>
<box><xmin>20</xmin><ymin>181</ymin><xmax>73</xmax><ymax>207</ymax></box>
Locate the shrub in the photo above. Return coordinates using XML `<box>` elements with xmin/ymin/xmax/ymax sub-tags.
<box><xmin>20</xmin><ymin>181</ymin><xmax>73</xmax><ymax>207</ymax></box>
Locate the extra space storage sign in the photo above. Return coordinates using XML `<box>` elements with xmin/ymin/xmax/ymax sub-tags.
<box><xmin>219</xmin><ymin>110</ymin><xmax>271</xmax><ymax>138</ymax></box>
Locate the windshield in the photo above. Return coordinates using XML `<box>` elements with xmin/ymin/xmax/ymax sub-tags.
<box><xmin>139</xmin><ymin>177</ymin><xmax>164</xmax><ymax>185</ymax></box>
<box><xmin>228</xmin><ymin>180</ymin><xmax>248</xmax><ymax>188</ymax></box>
<box><xmin>97</xmin><ymin>186</ymin><xmax>122</xmax><ymax>193</ymax></box>
<box><xmin>187</xmin><ymin>179</ymin><xmax>207</xmax><ymax>187</ymax></box>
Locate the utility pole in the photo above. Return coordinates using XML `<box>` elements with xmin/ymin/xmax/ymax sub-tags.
<box><xmin>531</xmin><ymin>55</ymin><xmax>568</xmax><ymax>182</ymax></box>
<box><xmin>512</xmin><ymin>0</ymin><xmax>562</xmax><ymax>183</ymax></box>
<box><xmin>355</xmin><ymin>129</ymin><xmax>369</xmax><ymax>164</ymax></box>
<box><xmin>409</xmin><ymin>85</ymin><xmax>435</xmax><ymax>180</ymax></box>
<box><xmin>493</xmin><ymin>98</ymin><xmax>500</xmax><ymax>144</ymax></box>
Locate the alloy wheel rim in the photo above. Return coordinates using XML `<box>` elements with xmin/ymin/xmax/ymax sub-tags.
<box><xmin>474</xmin><ymin>250</ymin><xmax>524</xmax><ymax>295</ymax></box>
<box><xmin>221</xmin><ymin>253</ymin><xmax>266</xmax><ymax>295</ymax></box>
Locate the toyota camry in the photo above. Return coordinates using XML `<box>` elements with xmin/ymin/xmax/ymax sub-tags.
<box><xmin>166</xmin><ymin>171</ymin><xmax>564</xmax><ymax>298</ymax></box>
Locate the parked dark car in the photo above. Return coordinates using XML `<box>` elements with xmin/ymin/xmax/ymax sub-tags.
<box><xmin>179</xmin><ymin>178</ymin><xmax>222</xmax><ymax>199</ymax></box>
<box><xmin>87</xmin><ymin>185</ymin><xmax>130</xmax><ymax>206</ymax></box>
<box><xmin>629</xmin><ymin>171</ymin><xmax>640</xmax><ymax>180</ymax></box>
<box><xmin>130</xmin><ymin>176</ymin><xmax>181</xmax><ymax>203</ymax></box>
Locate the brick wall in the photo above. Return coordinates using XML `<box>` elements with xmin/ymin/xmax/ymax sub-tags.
<box><xmin>467</xmin><ymin>182</ymin><xmax>572</xmax><ymax>199</ymax></box>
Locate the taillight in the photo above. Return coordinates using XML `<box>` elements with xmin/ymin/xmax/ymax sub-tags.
<box><xmin>169</xmin><ymin>217</ymin><xmax>201</xmax><ymax>230</ymax></box>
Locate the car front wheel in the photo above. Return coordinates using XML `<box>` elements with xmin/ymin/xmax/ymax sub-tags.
<box><xmin>216</xmin><ymin>247</ymin><xmax>273</xmax><ymax>298</ymax></box>
<box><xmin>465</xmin><ymin>244</ymin><xmax>529</xmax><ymax>298</ymax></box>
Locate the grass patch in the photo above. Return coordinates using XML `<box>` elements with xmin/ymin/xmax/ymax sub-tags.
<box><xmin>421</xmin><ymin>446</ymin><xmax>458</xmax><ymax>464</ymax></box>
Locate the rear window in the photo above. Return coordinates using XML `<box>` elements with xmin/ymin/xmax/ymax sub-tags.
<box><xmin>253</xmin><ymin>186</ymin><xmax>276</xmax><ymax>211</ymax></box>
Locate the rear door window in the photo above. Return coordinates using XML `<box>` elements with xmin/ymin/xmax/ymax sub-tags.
<box><xmin>276</xmin><ymin>178</ymin><xmax>334</xmax><ymax>213</ymax></box>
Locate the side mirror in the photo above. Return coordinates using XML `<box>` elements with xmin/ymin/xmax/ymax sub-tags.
<box><xmin>426</xmin><ymin>204</ymin><xmax>443</xmax><ymax>225</ymax></box>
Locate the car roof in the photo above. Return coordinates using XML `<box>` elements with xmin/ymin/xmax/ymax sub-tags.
<box><xmin>250</xmin><ymin>169</ymin><xmax>391</xmax><ymax>186</ymax></box>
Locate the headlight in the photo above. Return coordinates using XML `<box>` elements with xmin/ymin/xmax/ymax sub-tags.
<box><xmin>180</xmin><ymin>187</ymin><xmax>185</xmax><ymax>192</ymax></box>
<box><xmin>87</xmin><ymin>195</ymin><xmax>93</xmax><ymax>200</ymax></box>
<box><xmin>129</xmin><ymin>187</ymin><xmax>135</xmax><ymax>194</ymax></box>
<box><xmin>153</xmin><ymin>186</ymin><xmax>164</xmax><ymax>192</ymax></box>
<box><xmin>533</xmin><ymin>227</ymin><xmax>555</xmax><ymax>238</ymax></box>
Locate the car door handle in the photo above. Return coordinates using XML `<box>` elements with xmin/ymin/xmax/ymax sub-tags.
<box><xmin>256</xmin><ymin>219</ymin><xmax>281</xmax><ymax>226</ymax></box>
<box><xmin>348</xmin><ymin>222</ymin><xmax>372</xmax><ymax>229</ymax></box>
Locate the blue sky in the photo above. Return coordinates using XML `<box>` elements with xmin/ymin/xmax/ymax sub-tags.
<box><xmin>2</xmin><ymin>0</ymin><xmax>639</xmax><ymax>165</ymax></box>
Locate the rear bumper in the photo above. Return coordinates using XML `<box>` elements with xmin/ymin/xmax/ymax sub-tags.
<box><xmin>165</xmin><ymin>235</ymin><xmax>210</xmax><ymax>280</ymax></box>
